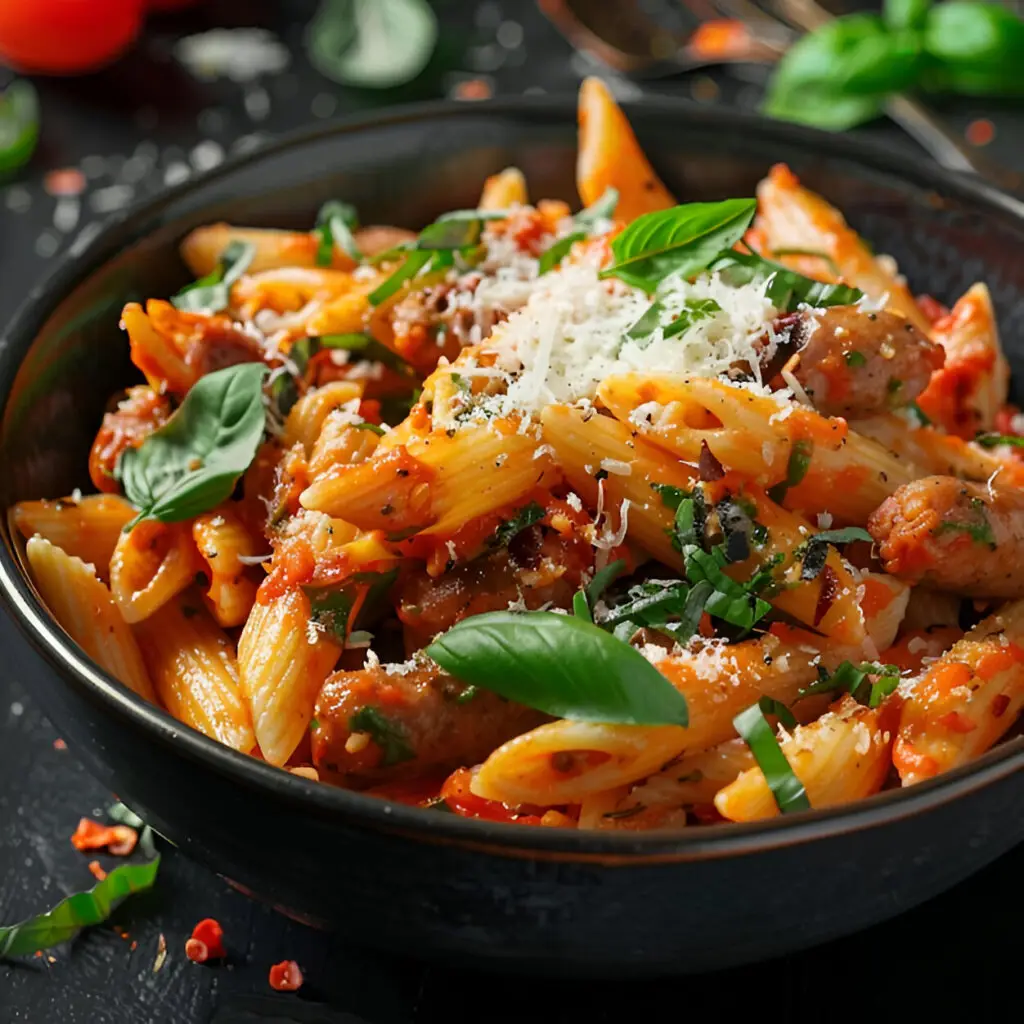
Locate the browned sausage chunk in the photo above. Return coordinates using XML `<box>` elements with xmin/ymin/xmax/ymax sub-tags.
<box><xmin>789</xmin><ymin>307</ymin><xmax>944</xmax><ymax>417</ymax></box>
<box><xmin>868</xmin><ymin>475</ymin><xmax>1024</xmax><ymax>597</ymax></box>
<box><xmin>312</xmin><ymin>664</ymin><xmax>547</xmax><ymax>787</ymax></box>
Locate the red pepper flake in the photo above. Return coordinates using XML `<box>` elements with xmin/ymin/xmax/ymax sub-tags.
<box><xmin>965</xmin><ymin>118</ymin><xmax>995</xmax><ymax>147</ymax></box>
<box><xmin>44</xmin><ymin>168</ymin><xmax>87</xmax><ymax>197</ymax></box>
<box><xmin>188</xmin><ymin>918</ymin><xmax>226</xmax><ymax>960</ymax></box>
<box><xmin>87</xmin><ymin>860</ymin><xmax>107</xmax><ymax>882</ymax></box>
<box><xmin>813</xmin><ymin>564</ymin><xmax>839</xmax><ymax>626</ymax></box>
<box><xmin>937</xmin><ymin>710</ymin><xmax>977</xmax><ymax>734</ymax></box>
<box><xmin>52</xmin><ymin>738</ymin><xmax>67</xmax><ymax>750</ymax></box>
<box><xmin>70</xmin><ymin>817</ymin><xmax>139</xmax><ymax>856</ymax></box>
<box><xmin>269</xmin><ymin>959</ymin><xmax>304</xmax><ymax>992</ymax></box>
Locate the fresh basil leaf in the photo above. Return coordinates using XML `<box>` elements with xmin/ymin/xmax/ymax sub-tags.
<box><xmin>626</xmin><ymin>298</ymin><xmax>721</xmax><ymax>349</ymax></box>
<box><xmin>758</xmin><ymin>695</ymin><xmax>798</xmax><ymax>730</ymax></box>
<box><xmin>765</xmin><ymin>88</ymin><xmax>887</xmax><ymax>133</ymax></box>
<box><xmin>348</xmin><ymin>707</ymin><xmax>415</xmax><ymax>766</ymax></box>
<box><xmin>810</xmin><ymin>527</ymin><xmax>873</xmax><ymax>547</ymax></box>
<box><xmin>975</xmin><ymin>433</ymin><xmax>1024</xmax><ymax>449</ymax></box>
<box><xmin>733</xmin><ymin>703</ymin><xmax>810</xmax><ymax>814</ymax></box>
<box><xmin>600</xmin><ymin>199</ymin><xmax>757</xmax><ymax>292</ymax></box>
<box><xmin>885</xmin><ymin>0</ymin><xmax>932</xmax><ymax>31</ymax></box>
<box><xmin>711</xmin><ymin>250</ymin><xmax>863</xmax><ymax>311</ymax></box>
<box><xmin>418</xmin><ymin>217</ymin><xmax>488</xmax><ymax>251</ymax></box>
<box><xmin>685</xmin><ymin>548</ymin><xmax>772</xmax><ymax>630</ymax></box>
<box><xmin>426</xmin><ymin>611</ymin><xmax>689</xmax><ymax>726</ymax></box>
<box><xmin>772</xmin><ymin>249</ymin><xmax>842</xmax><ymax>277</ymax></box>
<box><xmin>315</xmin><ymin>200</ymin><xmax>361</xmax><ymax>265</ymax></box>
<box><xmin>585</xmin><ymin>559</ymin><xmax>626</xmax><ymax>607</ymax></box>
<box><xmin>573</xmin><ymin>590</ymin><xmax>593</xmax><ymax>622</ymax></box>
<box><xmin>799</xmin><ymin>660</ymin><xmax>900</xmax><ymax>708</ymax></box>
<box><xmin>172</xmin><ymin>240</ymin><xmax>256</xmax><ymax>314</ymax></box>
<box><xmin>490</xmin><ymin>501</ymin><xmax>545</xmax><ymax>548</ymax></box>
<box><xmin>650</xmin><ymin>483</ymin><xmax>691</xmax><ymax>511</ymax></box>
<box><xmin>924</xmin><ymin>2</ymin><xmax>1024</xmax><ymax>96</ymax></box>
<box><xmin>307</xmin><ymin>0</ymin><xmax>438</xmax><ymax>89</ymax></box>
<box><xmin>0</xmin><ymin>80</ymin><xmax>39</xmax><ymax>174</ymax></box>
<box><xmin>538</xmin><ymin>231</ymin><xmax>585</xmax><ymax>275</ymax></box>
<box><xmin>574</xmin><ymin>187</ymin><xmax>619</xmax><ymax>230</ymax></box>
<box><xmin>368</xmin><ymin>248</ymin><xmax>432</xmax><ymax>306</ymax></box>
<box><xmin>116</xmin><ymin>363</ymin><xmax>267</xmax><ymax>527</ymax></box>
<box><xmin>0</xmin><ymin>830</ymin><xmax>160</xmax><ymax>958</ymax></box>
<box><xmin>767</xmin><ymin>439</ymin><xmax>815</xmax><ymax>504</ymax></box>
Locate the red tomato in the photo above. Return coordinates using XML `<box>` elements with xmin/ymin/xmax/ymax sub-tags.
<box><xmin>0</xmin><ymin>0</ymin><xmax>144</xmax><ymax>74</ymax></box>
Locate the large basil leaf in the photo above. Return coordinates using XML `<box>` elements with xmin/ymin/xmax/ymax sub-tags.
<box><xmin>710</xmin><ymin>250</ymin><xmax>863</xmax><ymax>310</ymax></box>
<box><xmin>426</xmin><ymin>610</ymin><xmax>689</xmax><ymax>726</ymax></box>
<box><xmin>600</xmin><ymin>199</ymin><xmax>757</xmax><ymax>292</ymax></box>
<box><xmin>884</xmin><ymin>0</ymin><xmax>931</xmax><ymax>31</ymax></box>
<box><xmin>172</xmin><ymin>240</ymin><xmax>256</xmax><ymax>315</ymax></box>
<box><xmin>117</xmin><ymin>363</ymin><xmax>267</xmax><ymax>528</ymax></box>
<box><xmin>924</xmin><ymin>2</ymin><xmax>1024</xmax><ymax>96</ymax></box>
<box><xmin>0</xmin><ymin>80</ymin><xmax>39</xmax><ymax>174</ymax></box>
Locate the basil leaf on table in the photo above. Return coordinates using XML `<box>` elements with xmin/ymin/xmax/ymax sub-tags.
<box><xmin>426</xmin><ymin>610</ymin><xmax>689</xmax><ymax>726</ymax></box>
<box><xmin>884</xmin><ymin>0</ymin><xmax>932</xmax><ymax>32</ymax></box>
<box><xmin>315</xmin><ymin>199</ymin><xmax>362</xmax><ymax>265</ymax></box>
<box><xmin>0</xmin><ymin>80</ymin><xmax>40</xmax><ymax>174</ymax></box>
<box><xmin>710</xmin><ymin>250</ymin><xmax>864</xmax><ymax>311</ymax></box>
<box><xmin>924</xmin><ymin>2</ymin><xmax>1024</xmax><ymax>96</ymax></box>
<box><xmin>307</xmin><ymin>0</ymin><xmax>439</xmax><ymax>89</ymax></box>
<box><xmin>0</xmin><ymin>829</ymin><xmax>160</xmax><ymax>958</ymax></box>
<box><xmin>172</xmin><ymin>240</ymin><xmax>256</xmax><ymax>315</ymax></box>
<box><xmin>600</xmin><ymin>199</ymin><xmax>757</xmax><ymax>292</ymax></box>
<box><xmin>733</xmin><ymin>703</ymin><xmax>810</xmax><ymax>814</ymax></box>
<box><xmin>117</xmin><ymin>363</ymin><xmax>267</xmax><ymax>528</ymax></box>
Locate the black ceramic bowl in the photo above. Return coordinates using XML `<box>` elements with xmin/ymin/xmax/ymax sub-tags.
<box><xmin>1</xmin><ymin>97</ymin><xmax>1022</xmax><ymax>977</ymax></box>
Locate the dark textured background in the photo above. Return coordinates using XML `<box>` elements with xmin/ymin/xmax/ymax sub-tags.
<box><xmin>1</xmin><ymin>2</ymin><xmax>1021</xmax><ymax>1021</ymax></box>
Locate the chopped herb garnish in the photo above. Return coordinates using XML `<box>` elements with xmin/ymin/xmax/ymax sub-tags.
<box><xmin>975</xmin><ymin>433</ymin><xmax>1024</xmax><ymax>449</ymax></box>
<box><xmin>797</xmin><ymin>526</ymin><xmax>873</xmax><ymax>582</ymax></box>
<box><xmin>573</xmin><ymin>589</ymin><xmax>593</xmax><ymax>622</ymax></box>
<box><xmin>757</xmin><ymin>695</ymin><xmax>798</xmax><ymax>729</ymax></box>
<box><xmin>733</xmin><ymin>702</ymin><xmax>810</xmax><ymax>814</ymax></box>
<box><xmin>844</xmin><ymin>350</ymin><xmax>867</xmax><ymax>368</ymax></box>
<box><xmin>538</xmin><ymin>231</ymin><xmax>585</xmax><ymax>275</ymax></box>
<box><xmin>767</xmin><ymin>439</ymin><xmax>814</xmax><ymax>504</ymax></box>
<box><xmin>650</xmin><ymin>483</ymin><xmax>691</xmax><ymax>511</ymax></box>
<box><xmin>625</xmin><ymin>298</ymin><xmax>721</xmax><ymax>349</ymax></box>
<box><xmin>798</xmin><ymin>660</ymin><xmax>900</xmax><ymax>708</ymax></box>
<box><xmin>368</xmin><ymin>248</ymin><xmax>432</xmax><ymax>305</ymax></box>
<box><xmin>710</xmin><ymin>248</ymin><xmax>864</xmax><ymax>310</ymax></box>
<box><xmin>314</xmin><ymin>200</ymin><xmax>362</xmax><ymax>265</ymax></box>
<box><xmin>304</xmin><ymin>569</ymin><xmax>398</xmax><ymax>643</ymax></box>
<box><xmin>772</xmin><ymin>248</ymin><xmax>842</xmax><ymax>276</ymax></box>
<box><xmin>172</xmin><ymin>240</ymin><xmax>255</xmax><ymax>315</ymax></box>
<box><xmin>934</xmin><ymin>517</ymin><xmax>996</xmax><ymax>548</ymax></box>
<box><xmin>491</xmin><ymin>501</ymin><xmax>545</xmax><ymax>548</ymax></box>
<box><xmin>906</xmin><ymin>402</ymin><xmax>932</xmax><ymax>428</ymax></box>
<box><xmin>348</xmin><ymin>707</ymin><xmax>415</xmax><ymax>767</ymax></box>
<box><xmin>353</xmin><ymin>422</ymin><xmax>386</xmax><ymax>435</ymax></box>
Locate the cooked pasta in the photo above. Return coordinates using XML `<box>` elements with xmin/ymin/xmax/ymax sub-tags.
<box><xmin>13</xmin><ymin>78</ymin><xmax>1024</xmax><ymax>831</ymax></box>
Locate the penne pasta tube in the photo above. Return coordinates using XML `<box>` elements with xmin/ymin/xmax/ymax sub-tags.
<box><xmin>478</xmin><ymin>167</ymin><xmax>528</xmax><ymax>209</ymax></box>
<box><xmin>110</xmin><ymin>519</ymin><xmax>202</xmax><ymax>624</ymax></box>
<box><xmin>12</xmin><ymin>494</ymin><xmax>135</xmax><ymax>579</ymax></box>
<box><xmin>238</xmin><ymin>588</ymin><xmax>342</xmax><ymax>766</ymax></box>
<box><xmin>282</xmin><ymin>380</ymin><xmax>364</xmax><ymax>455</ymax></box>
<box><xmin>26</xmin><ymin>537</ymin><xmax>155</xmax><ymax>703</ymax></box>
<box><xmin>715</xmin><ymin>696</ymin><xmax>897</xmax><ymax>822</ymax></box>
<box><xmin>576</xmin><ymin>77</ymin><xmax>676</xmax><ymax>222</ymax></box>
<box><xmin>192</xmin><ymin>506</ymin><xmax>261</xmax><ymax>628</ymax></box>
<box><xmin>859</xmin><ymin>572</ymin><xmax>910</xmax><ymax>654</ymax></box>
<box><xmin>472</xmin><ymin>628</ymin><xmax>854</xmax><ymax>806</ymax></box>
<box><xmin>754</xmin><ymin>164</ymin><xmax>931</xmax><ymax>334</ymax></box>
<box><xmin>309</xmin><ymin>409</ymin><xmax>381</xmax><ymax>476</ymax></box>
<box><xmin>181</xmin><ymin>224</ymin><xmax>335</xmax><ymax>276</ymax></box>
<box><xmin>894</xmin><ymin>598</ymin><xmax>1024</xmax><ymax>785</ymax></box>
<box><xmin>134</xmin><ymin>594</ymin><xmax>255</xmax><ymax>753</ymax></box>
<box><xmin>599</xmin><ymin>373</ymin><xmax>920</xmax><ymax>524</ymax></box>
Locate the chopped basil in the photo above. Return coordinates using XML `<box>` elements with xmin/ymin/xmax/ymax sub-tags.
<box><xmin>626</xmin><ymin>298</ymin><xmax>721</xmax><ymax>349</ymax></box>
<box><xmin>767</xmin><ymin>439</ymin><xmax>814</xmax><ymax>504</ymax></box>
<box><xmin>710</xmin><ymin>249</ymin><xmax>864</xmax><ymax>311</ymax></box>
<box><xmin>573</xmin><ymin>187</ymin><xmax>619</xmax><ymax>230</ymax></box>
<box><xmin>799</xmin><ymin>660</ymin><xmax>900</xmax><ymax>708</ymax></box>
<box><xmin>798</xmin><ymin>526</ymin><xmax>873</xmax><ymax>582</ymax></box>
<box><xmin>314</xmin><ymin>200</ymin><xmax>362</xmax><ymax>265</ymax></box>
<box><xmin>305</xmin><ymin>569</ymin><xmax>398</xmax><ymax>644</ymax></box>
<box><xmin>598</xmin><ymin>578</ymin><xmax>711</xmax><ymax>646</ymax></box>
<box><xmin>733</xmin><ymin>702</ymin><xmax>810</xmax><ymax>814</ymax></box>
<box><xmin>650</xmin><ymin>483</ymin><xmax>691</xmax><ymax>511</ymax></box>
<box><xmin>172</xmin><ymin>240</ymin><xmax>256</xmax><ymax>315</ymax></box>
<box><xmin>426</xmin><ymin>611</ymin><xmax>689</xmax><ymax>726</ymax></box>
<box><xmin>757</xmin><ymin>695</ymin><xmax>798</xmax><ymax>729</ymax></box>
<box><xmin>573</xmin><ymin>589</ymin><xmax>593</xmax><ymax>622</ymax></box>
<box><xmin>771</xmin><ymin>248</ymin><xmax>842</xmax><ymax>276</ymax></box>
<box><xmin>584</xmin><ymin>559</ymin><xmax>626</xmax><ymax>607</ymax></box>
<box><xmin>348</xmin><ymin>707</ymin><xmax>415</xmax><ymax>767</ymax></box>
<box><xmin>491</xmin><ymin>501</ymin><xmax>545</xmax><ymax>548</ymax></box>
<box><xmin>116</xmin><ymin>363</ymin><xmax>267</xmax><ymax>528</ymax></box>
<box><xmin>538</xmin><ymin>231</ymin><xmax>585</xmax><ymax>275</ymax></box>
<box><xmin>844</xmin><ymin>350</ymin><xmax>868</xmax><ymax>368</ymax></box>
<box><xmin>975</xmin><ymin>433</ymin><xmax>1024</xmax><ymax>449</ymax></box>
<box><xmin>368</xmin><ymin>248</ymin><xmax>433</xmax><ymax>305</ymax></box>
<box><xmin>354</xmin><ymin>422</ymin><xmax>385</xmax><ymax>436</ymax></box>
<box><xmin>934</xmin><ymin>517</ymin><xmax>996</xmax><ymax>548</ymax></box>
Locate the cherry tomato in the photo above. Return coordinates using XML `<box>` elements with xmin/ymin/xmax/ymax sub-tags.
<box><xmin>0</xmin><ymin>0</ymin><xmax>144</xmax><ymax>74</ymax></box>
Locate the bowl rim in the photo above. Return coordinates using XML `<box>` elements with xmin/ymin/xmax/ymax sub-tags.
<box><xmin>1</xmin><ymin>93</ymin><xmax>1022</xmax><ymax>862</ymax></box>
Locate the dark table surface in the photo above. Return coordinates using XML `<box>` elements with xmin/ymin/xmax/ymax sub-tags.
<box><xmin>1</xmin><ymin>2</ymin><xmax>1021</xmax><ymax>1021</ymax></box>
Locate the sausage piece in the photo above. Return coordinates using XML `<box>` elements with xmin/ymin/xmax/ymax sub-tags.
<box><xmin>312</xmin><ymin>664</ymin><xmax>547</xmax><ymax>788</ymax></box>
<box><xmin>868</xmin><ymin>476</ymin><xmax>1024</xmax><ymax>597</ymax></box>
<box><xmin>788</xmin><ymin>306</ymin><xmax>944</xmax><ymax>417</ymax></box>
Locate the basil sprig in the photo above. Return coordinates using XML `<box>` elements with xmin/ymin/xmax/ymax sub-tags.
<box><xmin>766</xmin><ymin>1</ymin><xmax>1024</xmax><ymax>132</ymax></box>
<box><xmin>117</xmin><ymin>363</ymin><xmax>267</xmax><ymax>528</ymax></box>
<box><xmin>0</xmin><ymin>80</ymin><xmax>40</xmax><ymax>174</ymax></box>
<box><xmin>0</xmin><ymin>826</ymin><xmax>159</xmax><ymax>958</ymax></box>
<box><xmin>426</xmin><ymin>610</ymin><xmax>689</xmax><ymax>726</ymax></box>
<box><xmin>601</xmin><ymin>199</ymin><xmax>756</xmax><ymax>292</ymax></box>
<box><xmin>710</xmin><ymin>250</ymin><xmax>864</xmax><ymax>310</ymax></box>
<box><xmin>314</xmin><ymin>200</ymin><xmax>362</xmax><ymax>265</ymax></box>
<box><xmin>733</xmin><ymin>702</ymin><xmax>811</xmax><ymax>814</ymax></box>
<box><xmin>172</xmin><ymin>240</ymin><xmax>256</xmax><ymax>315</ymax></box>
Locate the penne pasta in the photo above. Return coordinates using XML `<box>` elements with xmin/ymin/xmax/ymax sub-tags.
<box><xmin>26</xmin><ymin>537</ymin><xmax>155</xmax><ymax>703</ymax></box>
<box><xmin>134</xmin><ymin>594</ymin><xmax>256</xmax><ymax>752</ymax></box>
<box><xmin>238</xmin><ymin>588</ymin><xmax>342</xmax><ymax>766</ymax></box>
<box><xmin>478</xmin><ymin>167</ymin><xmax>528</xmax><ymax>210</ymax></box>
<box><xmin>714</xmin><ymin>696</ymin><xmax>897</xmax><ymax>822</ymax></box>
<box><xmin>110</xmin><ymin>519</ymin><xmax>202</xmax><ymax>624</ymax></box>
<box><xmin>282</xmin><ymin>379</ymin><xmax>364</xmax><ymax>455</ymax></box>
<box><xmin>192</xmin><ymin>506</ymin><xmax>261</xmax><ymax>628</ymax></box>
<box><xmin>894</xmin><ymin>599</ymin><xmax>1024</xmax><ymax>785</ymax></box>
<box><xmin>12</xmin><ymin>494</ymin><xmax>135</xmax><ymax>579</ymax></box>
